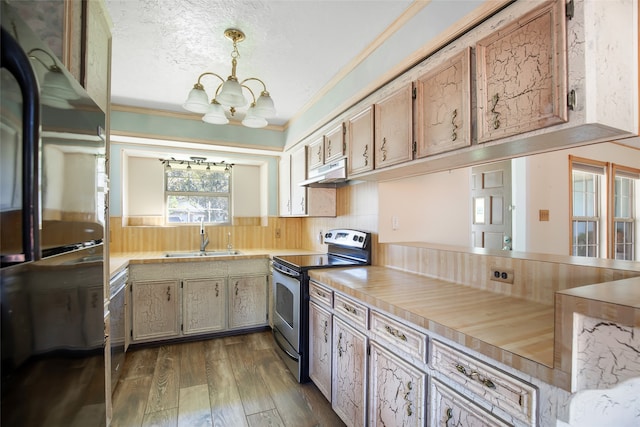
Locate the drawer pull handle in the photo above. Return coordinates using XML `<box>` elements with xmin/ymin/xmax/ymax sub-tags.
<box><xmin>337</xmin><ymin>332</ymin><xmax>344</xmax><ymax>357</ymax></box>
<box><xmin>384</xmin><ymin>325</ymin><xmax>407</xmax><ymax>341</ymax></box>
<box><xmin>451</xmin><ymin>108</ymin><xmax>458</xmax><ymax>141</ymax></box>
<box><xmin>490</xmin><ymin>93</ymin><xmax>501</xmax><ymax>129</ymax></box>
<box><xmin>380</xmin><ymin>137</ymin><xmax>387</xmax><ymax>161</ymax></box>
<box><xmin>316</xmin><ymin>290</ymin><xmax>326</xmax><ymax>298</ymax></box>
<box><xmin>445</xmin><ymin>407</ymin><xmax>453</xmax><ymax>425</ymax></box>
<box><xmin>455</xmin><ymin>363</ymin><xmax>496</xmax><ymax>389</ymax></box>
<box><xmin>404</xmin><ymin>381</ymin><xmax>413</xmax><ymax>417</ymax></box>
<box><xmin>215</xmin><ymin>283</ymin><xmax>219</xmax><ymax>297</ymax></box>
<box><xmin>343</xmin><ymin>303</ymin><xmax>358</xmax><ymax>316</ymax></box>
<box><xmin>167</xmin><ymin>286</ymin><xmax>171</xmax><ymax>301</ymax></box>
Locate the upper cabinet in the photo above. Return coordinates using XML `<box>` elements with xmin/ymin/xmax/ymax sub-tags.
<box><xmin>374</xmin><ymin>84</ymin><xmax>414</xmax><ymax>169</ymax></box>
<box><xmin>475</xmin><ymin>0</ymin><xmax>567</xmax><ymax>143</ymax></box>
<box><xmin>291</xmin><ymin>0</ymin><xmax>637</xmax><ymax>184</ymax></box>
<box><xmin>415</xmin><ymin>47</ymin><xmax>472</xmax><ymax>158</ymax></box>
<box><xmin>307</xmin><ymin>137</ymin><xmax>325</xmax><ymax>171</ymax></box>
<box><xmin>84</xmin><ymin>0</ymin><xmax>112</xmax><ymax>113</ymax></box>
<box><xmin>290</xmin><ymin>145</ymin><xmax>308</xmax><ymax>216</ymax></box>
<box><xmin>324</xmin><ymin>124</ymin><xmax>346</xmax><ymax>163</ymax></box>
<box><xmin>347</xmin><ymin>105</ymin><xmax>375</xmax><ymax>176</ymax></box>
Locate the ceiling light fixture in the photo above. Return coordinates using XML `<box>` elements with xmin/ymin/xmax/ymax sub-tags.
<box><xmin>183</xmin><ymin>28</ymin><xmax>276</xmax><ymax>128</ymax></box>
<box><xmin>159</xmin><ymin>157</ymin><xmax>234</xmax><ymax>173</ymax></box>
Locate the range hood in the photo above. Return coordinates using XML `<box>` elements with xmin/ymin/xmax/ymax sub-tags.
<box><xmin>299</xmin><ymin>158</ymin><xmax>348</xmax><ymax>187</ymax></box>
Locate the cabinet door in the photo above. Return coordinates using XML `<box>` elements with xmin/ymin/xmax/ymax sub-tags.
<box><xmin>131</xmin><ymin>279</ymin><xmax>180</xmax><ymax>341</ymax></box>
<box><xmin>81</xmin><ymin>285</ymin><xmax>105</xmax><ymax>348</ymax></box>
<box><xmin>324</xmin><ymin>123</ymin><xmax>345</xmax><ymax>163</ymax></box>
<box><xmin>85</xmin><ymin>0</ymin><xmax>111</xmax><ymax>112</ymax></box>
<box><xmin>415</xmin><ymin>47</ymin><xmax>471</xmax><ymax>158</ymax></box>
<box><xmin>348</xmin><ymin>105</ymin><xmax>374</xmax><ymax>176</ymax></box>
<box><xmin>476</xmin><ymin>0</ymin><xmax>567</xmax><ymax>143</ymax></box>
<box><xmin>278</xmin><ymin>154</ymin><xmax>291</xmax><ymax>216</ymax></box>
<box><xmin>30</xmin><ymin>288</ymin><xmax>83</xmax><ymax>351</ymax></box>
<box><xmin>332</xmin><ymin>316</ymin><xmax>367</xmax><ymax>427</ymax></box>
<box><xmin>369</xmin><ymin>341</ymin><xmax>426</xmax><ymax>426</ymax></box>
<box><xmin>375</xmin><ymin>84</ymin><xmax>413</xmax><ymax>169</ymax></box>
<box><xmin>229</xmin><ymin>275</ymin><xmax>268</xmax><ymax>329</ymax></box>
<box><xmin>307</xmin><ymin>137</ymin><xmax>324</xmax><ymax>171</ymax></box>
<box><xmin>183</xmin><ymin>277</ymin><xmax>226</xmax><ymax>335</ymax></box>
<box><xmin>430</xmin><ymin>379</ymin><xmax>510</xmax><ymax>427</ymax></box>
<box><xmin>309</xmin><ymin>301</ymin><xmax>332</xmax><ymax>401</ymax></box>
<box><xmin>290</xmin><ymin>145</ymin><xmax>308</xmax><ymax>215</ymax></box>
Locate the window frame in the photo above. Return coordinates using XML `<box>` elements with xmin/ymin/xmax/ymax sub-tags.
<box><xmin>163</xmin><ymin>164</ymin><xmax>232</xmax><ymax>225</ymax></box>
<box><xmin>569</xmin><ymin>156</ymin><xmax>607</xmax><ymax>258</ymax></box>
<box><xmin>609</xmin><ymin>163</ymin><xmax>639</xmax><ymax>260</ymax></box>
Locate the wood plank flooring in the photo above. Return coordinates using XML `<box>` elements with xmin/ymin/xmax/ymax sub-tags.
<box><xmin>111</xmin><ymin>331</ymin><xmax>345</xmax><ymax>427</ymax></box>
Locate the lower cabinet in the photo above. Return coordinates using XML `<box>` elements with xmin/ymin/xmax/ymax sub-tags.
<box><xmin>129</xmin><ymin>260</ymin><xmax>270</xmax><ymax>344</ymax></box>
<box><xmin>369</xmin><ymin>341</ymin><xmax>427</xmax><ymax>426</ymax></box>
<box><xmin>308</xmin><ymin>279</ymin><xmax>539</xmax><ymax>427</ymax></box>
<box><xmin>182</xmin><ymin>277</ymin><xmax>226</xmax><ymax>335</ymax></box>
<box><xmin>309</xmin><ymin>301</ymin><xmax>333</xmax><ymax>400</ymax></box>
<box><xmin>332</xmin><ymin>316</ymin><xmax>368</xmax><ymax>427</ymax></box>
<box><xmin>131</xmin><ymin>279</ymin><xmax>180</xmax><ymax>341</ymax></box>
<box><xmin>228</xmin><ymin>274</ymin><xmax>268</xmax><ymax>329</ymax></box>
<box><xmin>430</xmin><ymin>379</ymin><xmax>510</xmax><ymax>427</ymax></box>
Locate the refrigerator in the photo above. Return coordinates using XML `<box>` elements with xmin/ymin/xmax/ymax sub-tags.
<box><xmin>1</xmin><ymin>2</ymin><xmax>107</xmax><ymax>426</ymax></box>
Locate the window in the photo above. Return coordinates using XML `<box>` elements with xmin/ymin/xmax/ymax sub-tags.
<box><xmin>570</xmin><ymin>157</ymin><xmax>606</xmax><ymax>258</ymax></box>
<box><xmin>612</xmin><ymin>165</ymin><xmax>639</xmax><ymax>260</ymax></box>
<box><xmin>164</xmin><ymin>164</ymin><xmax>231</xmax><ymax>224</ymax></box>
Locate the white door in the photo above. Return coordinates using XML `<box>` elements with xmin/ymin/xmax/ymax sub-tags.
<box><xmin>471</xmin><ymin>161</ymin><xmax>512</xmax><ymax>250</ymax></box>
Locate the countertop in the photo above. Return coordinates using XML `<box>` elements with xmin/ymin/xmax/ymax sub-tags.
<box><xmin>109</xmin><ymin>249</ymin><xmax>320</xmax><ymax>278</ymax></box>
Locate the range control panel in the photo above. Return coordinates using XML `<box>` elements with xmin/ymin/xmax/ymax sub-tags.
<box><xmin>324</xmin><ymin>229</ymin><xmax>369</xmax><ymax>249</ymax></box>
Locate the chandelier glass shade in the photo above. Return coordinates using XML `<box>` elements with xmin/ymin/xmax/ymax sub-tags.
<box><xmin>183</xmin><ymin>28</ymin><xmax>276</xmax><ymax>128</ymax></box>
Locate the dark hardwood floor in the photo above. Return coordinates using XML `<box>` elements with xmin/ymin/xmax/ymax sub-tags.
<box><xmin>110</xmin><ymin>331</ymin><xmax>345</xmax><ymax>427</ymax></box>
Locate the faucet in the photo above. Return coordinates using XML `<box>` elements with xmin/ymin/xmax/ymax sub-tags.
<box><xmin>226</xmin><ymin>231</ymin><xmax>233</xmax><ymax>252</ymax></box>
<box><xmin>199</xmin><ymin>219</ymin><xmax>209</xmax><ymax>252</ymax></box>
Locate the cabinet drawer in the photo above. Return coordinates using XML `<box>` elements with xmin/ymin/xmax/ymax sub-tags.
<box><xmin>309</xmin><ymin>280</ymin><xmax>333</xmax><ymax>309</ymax></box>
<box><xmin>431</xmin><ymin>340</ymin><xmax>536</xmax><ymax>425</ymax></box>
<box><xmin>430</xmin><ymin>379</ymin><xmax>510</xmax><ymax>427</ymax></box>
<box><xmin>370</xmin><ymin>310</ymin><xmax>427</xmax><ymax>363</ymax></box>
<box><xmin>334</xmin><ymin>292</ymin><xmax>368</xmax><ymax>329</ymax></box>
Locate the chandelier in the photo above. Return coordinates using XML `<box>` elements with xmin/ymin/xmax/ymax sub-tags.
<box><xmin>182</xmin><ymin>28</ymin><xmax>276</xmax><ymax>128</ymax></box>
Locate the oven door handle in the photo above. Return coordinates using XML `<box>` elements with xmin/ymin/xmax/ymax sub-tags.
<box><xmin>272</xmin><ymin>262</ymin><xmax>300</xmax><ymax>278</ymax></box>
<box><xmin>273</xmin><ymin>329</ymin><xmax>298</xmax><ymax>361</ymax></box>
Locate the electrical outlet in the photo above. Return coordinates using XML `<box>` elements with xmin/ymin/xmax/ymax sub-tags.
<box><xmin>489</xmin><ymin>267</ymin><xmax>514</xmax><ymax>284</ymax></box>
<box><xmin>275</xmin><ymin>228</ymin><xmax>281</xmax><ymax>238</ymax></box>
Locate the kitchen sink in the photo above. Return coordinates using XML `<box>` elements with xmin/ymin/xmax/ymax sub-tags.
<box><xmin>163</xmin><ymin>250</ymin><xmax>242</xmax><ymax>258</ymax></box>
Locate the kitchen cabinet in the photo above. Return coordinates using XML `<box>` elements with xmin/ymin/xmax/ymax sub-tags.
<box><xmin>347</xmin><ymin>105</ymin><xmax>375</xmax><ymax>176</ymax></box>
<box><xmin>84</xmin><ymin>0</ymin><xmax>112</xmax><ymax>113</ymax></box>
<box><xmin>374</xmin><ymin>84</ymin><xmax>413</xmax><ymax>169</ymax></box>
<box><xmin>369</xmin><ymin>341</ymin><xmax>426</xmax><ymax>426</ymax></box>
<box><xmin>475</xmin><ymin>0</ymin><xmax>567</xmax><ymax>144</ymax></box>
<box><xmin>324</xmin><ymin>123</ymin><xmax>345</xmax><ymax>163</ymax></box>
<box><xmin>307</xmin><ymin>124</ymin><xmax>346</xmax><ymax>175</ymax></box>
<box><xmin>282</xmin><ymin>144</ymin><xmax>337</xmax><ymax>217</ymax></box>
<box><xmin>82</xmin><ymin>284</ymin><xmax>106</xmax><ymax>348</ymax></box>
<box><xmin>182</xmin><ymin>277</ymin><xmax>226</xmax><ymax>335</ymax></box>
<box><xmin>415</xmin><ymin>47</ymin><xmax>472</xmax><ymax>158</ymax></box>
<box><xmin>278</xmin><ymin>154</ymin><xmax>292</xmax><ymax>215</ymax></box>
<box><xmin>290</xmin><ymin>145</ymin><xmax>308</xmax><ymax>216</ymax></box>
<box><xmin>307</xmin><ymin>136</ymin><xmax>325</xmax><ymax>171</ymax></box>
<box><xmin>309</xmin><ymin>301</ymin><xmax>333</xmax><ymax>401</ymax></box>
<box><xmin>430</xmin><ymin>379</ymin><xmax>510</xmax><ymax>427</ymax></box>
<box><xmin>332</xmin><ymin>316</ymin><xmax>368</xmax><ymax>427</ymax></box>
<box><xmin>228</xmin><ymin>274</ymin><xmax>268</xmax><ymax>329</ymax></box>
<box><xmin>131</xmin><ymin>279</ymin><xmax>180</xmax><ymax>341</ymax></box>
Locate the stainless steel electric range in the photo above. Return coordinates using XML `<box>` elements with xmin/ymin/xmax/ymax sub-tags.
<box><xmin>271</xmin><ymin>229</ymin><xmax>372</xmax><ymax>382</ymax></box>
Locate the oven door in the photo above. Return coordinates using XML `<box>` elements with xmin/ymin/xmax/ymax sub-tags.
<box><xmin>272</xmin><ymin>265</ymin><xmax>300</xmax><ymax>352</ymax></box>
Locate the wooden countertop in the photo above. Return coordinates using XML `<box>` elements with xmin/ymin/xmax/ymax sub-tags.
<box><xmin>109</xmin><ymin>249</ymin><xmax>319</xmax><ymax>278</ymax></box>
<box><xmin>557</xmin><ymin>276</ymin><xmax>640</xmax><ymax>309</ymax></box>
<box><xmin>309</xmin><ymin>266</ymin><xmax>558</xmax><ymax>383</ymax></box>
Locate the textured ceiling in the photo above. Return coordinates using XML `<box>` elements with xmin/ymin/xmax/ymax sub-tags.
<box><xmin>105</xmin><ymin>0</ymin><xmax>414</xmax><ymax>126</ymax></box>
